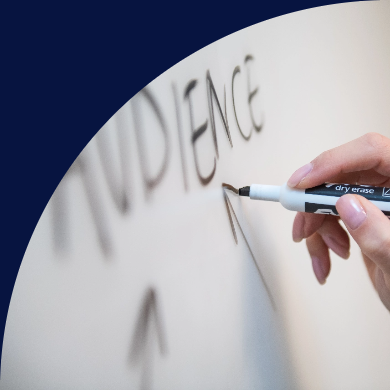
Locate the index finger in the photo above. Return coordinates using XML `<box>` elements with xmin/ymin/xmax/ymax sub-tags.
<box><xmin>287</xmin><ymin>133</ymin><xmax>390</xmax><ymax>189</ymax></box>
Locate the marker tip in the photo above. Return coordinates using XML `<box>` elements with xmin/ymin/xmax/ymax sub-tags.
<box><xmin>239</xmin><ymin>186</ymin><xmax>250</xmax><ymax>197</ymax></box>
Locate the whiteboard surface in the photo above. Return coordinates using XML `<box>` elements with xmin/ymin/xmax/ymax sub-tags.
<box><xmin>2</xmin><ymin>2</ymin><xmax>390</xmax><ymax>389</ymax></box>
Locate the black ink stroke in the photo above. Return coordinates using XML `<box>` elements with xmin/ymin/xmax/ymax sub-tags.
<box><xmin>132</xmin><ymin>87</ymin><xmax>170</xmax><ymax>200</ymax></box>
<box><xmin>184</xmin><ymin>79</ymin><xmax>216</xmax><ymax>186</ymax></box>
<box><xmin>222</xmin><ymin>184</ymin><xmax>276</xmax><ymax>310</ymax></box>
<box><xmin>221</xmin><ymin>183</ymin><xmax>239</xmax><ymax>195</ymax></box>
<box><xmin>54</xmin><ymin>155</ymin><xmax>112</xmax><ymax>256</ymax></box>
<box><xmin>232</xmin><ymin>65</ymin><xmax>251</xmax><ymax>141</ymax></box>
<box><xmin>52</xmin><ymin>181</ymin><xmax>68</xmax><ymax>253</ymax></box>
<box><xmin>206</xmin><ymin>70</ymin><xmax>233</xmax><ymax>157</ymax></box>
<box><xmin>96</xmin><ymin>112</ymin><xmax>131</xmax><ymax>214</ymax></box>
<box><xmin>232</xmin><ymin>55</ymin><xmax>264</xmax><ymax>140</ymax></box>
<box><xmin>245</xmin><ymin>55</ymin><xmax>263</xmax><ymax>133</ymax></box>
<box><xmin>172</xmin><ymin>83</ymin><xmax>188</xmax><ymax>192</ymax></box>
<box><xmin>129</xmin><ymin>288</ymin><xmax>168</xmax><ymax>390</ymax></box>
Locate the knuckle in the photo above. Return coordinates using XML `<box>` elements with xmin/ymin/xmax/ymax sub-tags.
<box><xmin>316</xmin><ymin>148</ymin><xmax>335</xmax><ymax>166</ymax></box>
<box><xmin>363</xmin><ymin>132</ymin><xmax>388</xmax><ymax>152</ymax></box>
<box><xmin>365</xmin><ymin>234</ymin><xmax>390</xmax><ymax>262</ymax></box>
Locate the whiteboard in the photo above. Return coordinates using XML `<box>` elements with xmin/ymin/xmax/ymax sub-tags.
<box><xmin>2</xmin><ymin>2</ymin><xmax>390</xmax><ymax>389</ymax></box>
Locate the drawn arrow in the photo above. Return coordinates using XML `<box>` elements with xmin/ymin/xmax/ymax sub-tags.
<box><xmin>129</xmin><ymin>288</ymin><xmax>168</xmax><ymax>390</ymax></box>
<box><xmin>222</xmin><ymin>184</ymin><xmax>276</xmax><ymax>310</ymax></box>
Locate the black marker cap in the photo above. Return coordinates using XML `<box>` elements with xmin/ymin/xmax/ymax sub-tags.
<box><xmin>239</xmin><ymin>186</ymin><xmax>250</xmax><ymax>197</ymax></box>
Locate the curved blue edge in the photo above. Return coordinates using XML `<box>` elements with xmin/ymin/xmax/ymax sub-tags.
<box><xmin>1</xmin><ymin>0</ymin><xmax>367</xmax><ymax>369</ymax></box>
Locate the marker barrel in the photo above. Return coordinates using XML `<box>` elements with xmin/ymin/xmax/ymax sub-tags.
<box><xmin>249</xmin><ymin>183</ymin><xmax>390</xmax><ymax>217</ymax></box>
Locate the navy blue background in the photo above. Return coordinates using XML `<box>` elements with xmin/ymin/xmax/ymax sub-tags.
<box><xmin>1</xmin><ymin>0</ymin><xmax>368</xmax><ymax>367</ymax></box>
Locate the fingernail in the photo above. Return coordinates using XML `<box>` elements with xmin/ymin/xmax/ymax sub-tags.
<box><xmin>287</xmin><ymin>163</ymin><xmax>313</xmax><ymax>187</ymax></box>
<box><xmin>311</xmin><ymin>256</ymin><xmax>327</xmax><ymax>285</ymax></box>
<box><xmin>338</xmin><ymin>196</ymin><xmax>367</xmax><ymax>230</ymax></box>
<box><xmin>322</xmin><ymin>235</ymin><xmax>350</xmax><ymax>259</ymax></box>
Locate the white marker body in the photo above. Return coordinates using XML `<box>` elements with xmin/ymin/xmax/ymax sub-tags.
<box><xmin>249</xmin><ymin>183</ymin><xmax>390</xmax><ymax>215</ymax></box>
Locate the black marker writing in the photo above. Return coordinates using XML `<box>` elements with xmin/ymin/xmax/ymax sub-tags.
<box><xmin>54</xmin><ymin>155</ymin><xmax>112</xmax><ymax>256</ymax></box>
<box><xmin>184</xmin><ymin>79</ymin><xmax>216</xmax><ymax>185</ymax></box>
<box><xmin>129</xmin><ymin>288</ymin><xmax>167</xmax><ymax>390</ymax></box>
<box><xmin>232</xmin><ymin>65</ymin><xmax>249</xmax><ymax>140</ymax></box>
<box><xmin>172</xmin><ymin>83</ymin><xmax>188</xmax><ymax>192</ymax></box>
<box><xmin>52</xmin><ymin>179</ymin><xmax>68</xmax><ymax>253</ymax></box>
<box><xmin>245</xmin><ymin>55</ymin><xmax>263</xmax><ymax>133</ymax></box>
<box><xmin>206</xmin><ymin>70</ymin><xmax>233</xmax><ymax>156</ymax></box>
<box><xmin>222</xmin><ymin>184</ymin><xmax>275</xmax><ymax>310</ymax></box>
<box><xmin>132</xmin><ymin>87</ymin><xmax>170</xmax><ymax>200</ymax></box>
<box><xmin>51</xmin><ymin>54</ymin><xmax>264</xmax><ymax>256</ymax></box>
<box><xmin>232</xmin><ymin>55</ymin><xmax>263</xmax><ymax>141</ymax></box>
<box><xmin>96</xmin><ymin>111</ymin><xmax>132</xmax><ymax>214</ymax></box>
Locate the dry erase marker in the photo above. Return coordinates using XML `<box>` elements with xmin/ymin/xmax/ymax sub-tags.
<box><xmin>238</xmin><ymin>183</ymin><xmax>390</xmax><ymax>218</ymax></box>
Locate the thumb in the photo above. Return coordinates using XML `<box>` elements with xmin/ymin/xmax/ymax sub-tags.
<box><xmin>336</xmin><ymin>194</ymin><xmax>390</xmax><ymax>274</ymax></box>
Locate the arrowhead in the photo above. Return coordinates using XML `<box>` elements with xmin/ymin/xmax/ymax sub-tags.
<box><xmin>222</xmin><ymin>185</ymin><xmax>276</xmax><ymax>310</ymax></box>
<box><xmin>129</xmin><ymin>288</ymin><xmax>167</xmax><ymax>364</ymax></box>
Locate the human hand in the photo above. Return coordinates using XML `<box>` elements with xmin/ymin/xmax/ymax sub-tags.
<box><xmin>288</xmin><ymin>133</ymin><xmax>390</xmax><ymax>311</ymax></box>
